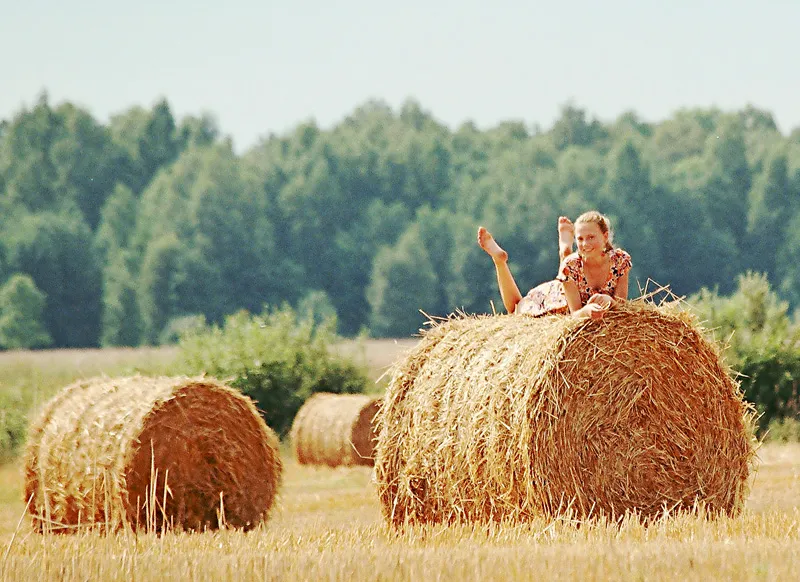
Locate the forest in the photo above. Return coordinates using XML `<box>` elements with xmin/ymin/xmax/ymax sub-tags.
<box><xmin>0</xmin><ymin>93</ymin><xmax>798</xmax><ymax>348</ymax></box>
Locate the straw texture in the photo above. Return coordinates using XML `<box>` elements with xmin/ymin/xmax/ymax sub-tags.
<box><xmin>23</xmin><ymin>376</ymin><xmax>282</xmax><ymax>532</ymax></box>
<box><xmin>290</xmin><ymin>393</ymin><xmax>381</xmax><ymax>467</ymax></box>
<box><xmin>374</xmin><ymin>302</ymin><xmax>757</xmax><ymax>528</ymax></box>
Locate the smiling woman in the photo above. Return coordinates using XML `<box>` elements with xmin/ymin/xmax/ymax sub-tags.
<box><xmin>478</xmin><ymin>210</ymin><xmax>632</xmax><ymax>320</ymax></box>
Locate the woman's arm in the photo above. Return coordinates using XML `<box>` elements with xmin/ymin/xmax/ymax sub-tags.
<box><xmin>562</xmin><ymin>280</ymin><xmax>582</xmax><ymax>313</ymax></box>
<box><xmin>614</xmin><ymin>272</ymin><xmax>630</xmax><ymax>302</ymax></box>
<box><xmin>611</xmin><ymin>250</ymin><xmax>632</xmax><ymax>304</ymax></box>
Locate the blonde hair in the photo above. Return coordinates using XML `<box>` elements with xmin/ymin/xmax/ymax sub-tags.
<box><xmin>575</xmin><ymin>210</ymin><xmax>614</xmax><ymax>252</ymax></box>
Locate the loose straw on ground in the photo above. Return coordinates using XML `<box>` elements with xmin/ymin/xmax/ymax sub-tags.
<box><xmin>290</xmin><ymin>393</ymin><xmax>381</xmax><ymax>467</ymax></box>
<box><xmin>24</xmin><ymin>376</ymin><xmax>282</xmax><ymax>533</ymax></box>
<box><xmin>374</xmin><ymin>301</ymin><xmax>757</xmax><ymax>528</ymax></box>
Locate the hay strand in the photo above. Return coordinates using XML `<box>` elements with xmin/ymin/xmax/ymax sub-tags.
<box><xmin>23</xmin><ymin>376</ymin><xmax>282</xmax><ymax>533</ymax></box>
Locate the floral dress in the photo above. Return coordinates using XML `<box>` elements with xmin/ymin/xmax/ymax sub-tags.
<box><xmin>516</xmin><ymin>248</ymin><xmax>632</xmax><ymax>317</ymax></box>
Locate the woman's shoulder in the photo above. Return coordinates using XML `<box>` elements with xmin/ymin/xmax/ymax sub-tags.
<box><xmin>610</xmin><ymin>247</ymin><xmax>632</xmax><ymax>269</ymax></box>
<box><xmin>561</xmin><ymin>251</ymin><xmax>582</xmax><ymax>267</ymax></box>
<box><xmin>556</xmin><ymin>252</ymin><xmax>583</xmax><ymax>281</ymax></box>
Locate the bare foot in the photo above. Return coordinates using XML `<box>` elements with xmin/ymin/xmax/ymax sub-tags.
<box><xmin>558</xmin><ymin>216</ymin><xmax>574</xmax><ymax>259</ymax></box>
<box><xmin>477</xmin><ymin>227</ymin><xmax>508</xmax><ymax>262</ymax></box>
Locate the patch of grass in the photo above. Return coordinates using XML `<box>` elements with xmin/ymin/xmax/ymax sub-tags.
<box><xmin>335</xmin><ymin>338</ymin><xmax>419</xmax><ymax>392</ymax></box>
<box><xmin>764</xmin><ymin>417</ymin><xmax>800</xmax><ymax>443</ymax></box>
<box><xmin>0</xmin><ymin>347</ymin><xmax>180</xmax><ymax>461</ymax></box>
<box><xmin>0</xmin><ymin>339</ymin><xmax>415</xmax><ymax>462</ymax></box>
<box><xmin>0</xmin><ymin>346</ymin><xmax>180</xmax><ymax>410</ymax></box>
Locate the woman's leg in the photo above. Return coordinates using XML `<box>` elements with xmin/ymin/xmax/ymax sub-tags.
<box><xmin>477</xmin><ymin>227</ymin><xmax>523</xmax><ymax>313</ymax></box>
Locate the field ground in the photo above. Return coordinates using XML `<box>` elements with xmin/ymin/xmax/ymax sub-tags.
<box><xmin>0</xmin><ymin>343</ymin><xmax>798</xmax><ymax>580</ymax></box>
<box><xmin>0</xmin><ymin>445</ymin><xmax>798</xmax><ymax>581</ymax></box>
<box><xmin>0</xmin><ymin>338</ymin><xmax>419</xmax><ymax>409</ymax></box>
<box><xmin>334</xmin><ymin>337</ymin><xmax>420</xmax><ymax>386</ymax></box>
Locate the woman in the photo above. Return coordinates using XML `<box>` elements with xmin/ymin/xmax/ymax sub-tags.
<box><xmin>477</xmin><ymin>211</ymin><xmax>632</xmax><ymax>320</ymax></box>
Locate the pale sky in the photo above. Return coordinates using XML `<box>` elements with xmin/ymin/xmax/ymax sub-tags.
<box><xmin>2</xmin><ymin>0</ymin><xmax>798</xmax><ymax>152</ymax></box>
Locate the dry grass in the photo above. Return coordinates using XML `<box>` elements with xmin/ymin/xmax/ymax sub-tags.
<box><xmin>0</xmin><ymin>341</ymin><xmax>796</xmax><ymax>580</ymax></box>
<box><xmin>334</xmin><ymin>338</ymin><xmax>419</xmax><ymax>388</ymax></box>
<box><xmin>0</xmin><ymin>347</ymin><xmax>179</xmax><ymax>419</ymax></box>
<box><xmin>0</xmin><ymin>339</ymin><xmax>406</xmax><ymax>419</ymax></box>
<box><xmin>0</xmin><ymin>444</ymin><xmax>798</xmax><ymax>581</ymax></box>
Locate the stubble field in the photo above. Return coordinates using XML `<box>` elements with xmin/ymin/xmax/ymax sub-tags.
<box><xmin>0</xmin><ymin>342</ymin><xmax>798</xmax><ymax>581</ymax></box>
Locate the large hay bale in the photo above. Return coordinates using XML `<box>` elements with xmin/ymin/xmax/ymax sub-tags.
<box><xmin>290</xmin><ymin>393</ymin><xmax>381</xmax><ymax>467</ymax></box>
<box><xmin>374</xmin><ymin>302</ymin><xmax>757</xmax><ymax>528</ymax></box>
<box><xmin>24</xmin><ymin>376</ymin><xmax>282</xmax><ymax>532</ymax></box>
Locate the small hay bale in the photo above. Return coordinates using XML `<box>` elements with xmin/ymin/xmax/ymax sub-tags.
<box><xmin>23</xmin><ymin>376</ymin><xmax>282</xmax><ymax>533</ymax></box>
<box><xmin>290</xmin><ymin>393</ymin><xmax>381</xmax><ymax>467</ymax></box>
<box><xmin>374</xmin><ymin>302</ymin><xmax>757</xmax><ymax>528</ymax></box>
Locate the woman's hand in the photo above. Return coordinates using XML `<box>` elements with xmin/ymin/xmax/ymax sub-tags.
<box><xmin>575</xmin><ymin>294</ymin><xmax>613</xmax><ymax>320</ymax></box>
<box><xmin>587</xmin><ymin>293</ymin><xmax>612</xmax><ymax>310</ymax></box>
<box><xmin>576</xmin><ymin>302</ymin><xmax>608</xmax><ymax>320</ymax></box>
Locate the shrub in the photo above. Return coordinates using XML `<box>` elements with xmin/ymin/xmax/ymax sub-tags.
<box><xmin>737</xmin><ymin>349</ymin><xmax>800</xmax><ymax>430</ymax></box>
<box><xmin>158</xmin><ymin>314</ymin><xmax>206</xmax><ymax>345</ymax></box>
<box><xmin>689</xmin><ymin>272</ymin><xmax>799</xmax><ymax>364</ymax></box>
<box><xmin>0</xmin><ymin>392</ymin><xmax>28</xmax><ymax>462</ymax></box>
<box><xmin>764</xmin><ymin>417</ymin><xmax>800</xmax><ymax>443</ymax></box>
<box><xmin>689</xmin><ymin>272</ymin><xmax>800</xmax><ymax>433</ymax></box>
<box><xmin>178</xmin><ymin>305</ymin><xmax>370</xmax><ymax>436</ymax></box>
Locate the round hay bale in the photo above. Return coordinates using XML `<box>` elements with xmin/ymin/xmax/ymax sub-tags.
<box><xmin>23</xmin><ymin>376</ymin><xmax>282</xmax><ymax>533</ymax></box>
<box><xmin>290</xmin><ymin>393</ymin><xmax>381</xmax><ymax>467</ymax></box>
<box><xmin>374</xmin><ymin>302</ymin><xmax>757</xmax><ymax>528</ymax></box>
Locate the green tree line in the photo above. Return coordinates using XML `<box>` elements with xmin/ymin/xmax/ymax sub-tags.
<box><xmin>1</xmin><ymin>93</ymin><xmax>799</xmax><ymax>348</ymax></box>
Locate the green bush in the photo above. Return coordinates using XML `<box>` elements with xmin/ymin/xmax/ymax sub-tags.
<box><xmin>737</xmin><ymin>349</ymin><xmax>800</xmax><ymax>431</ymax></box>
<box><xmin>689</xmin><ymin>272</ymin><xmax>800</xmax><ymax>433</ymax></box>
<box><xmin>764</xmin><ymin>416</ymin><xmax>800</xmax><ymax>443</ymax></box>
<box><xmin>158</xmin><ymin>314</ymin><xmax>207</xmax><ymax>345</ymax></box>
<box><xmin>0</xmin><ymin>392</ymin><xmax>29</xmax><ymax>462</ymax></box>
<box><xmin>178</xmin><ymin>305</ymin><xmax>369</xmax><ymax>436</ymax></box>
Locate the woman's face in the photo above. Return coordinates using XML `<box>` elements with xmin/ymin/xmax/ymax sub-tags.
<box><xmin>575</xmin><ymin>221</ymin><xmax>608</xmax><ymax>259</ymax></box>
